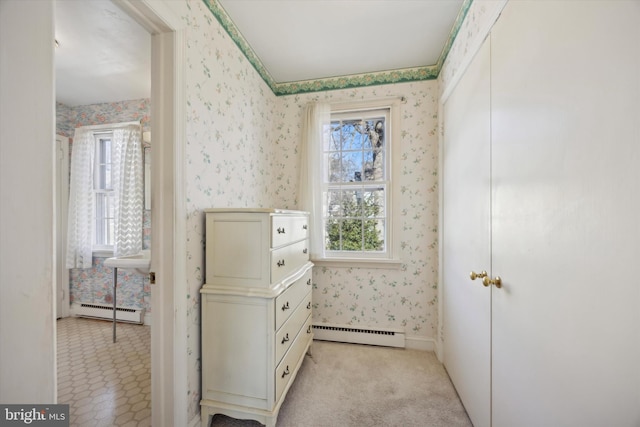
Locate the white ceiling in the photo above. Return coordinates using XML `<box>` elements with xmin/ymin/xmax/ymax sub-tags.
<box><xmin>55</xmin><ymin>0</ymin><xmax>464</xmax><ymax>106</ymax></box>
<box><xmin>55</xmin><ymin>0</ymin><xmax>151</xmax><ymax>106</ymax></box>
<box><xmin>218</xmin><ymin>0</ymin><xmax>465</xmax><ymax>83</ymax></box>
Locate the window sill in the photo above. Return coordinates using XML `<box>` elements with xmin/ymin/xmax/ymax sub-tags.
<box><xmin>311</xmin><ymin>257</ymin><xmax>403</xmax><ymax>270</ymax></box>
<box><xmin>93</xmin><ymin>249</ymin><xmax>114</xmax><ymax>258</ymax></box>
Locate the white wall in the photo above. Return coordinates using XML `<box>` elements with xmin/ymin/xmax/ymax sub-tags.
<box><xmin>0</xmin><ymin>0</ymin><xmax>56</xmax><ymax>403</ymax></box>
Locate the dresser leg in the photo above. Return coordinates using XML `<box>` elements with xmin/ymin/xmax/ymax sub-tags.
<box><xmin>306</xmin><ymin>342</ymin><xmax>313</xmax><ymax>358</ymax></box>
<box><xmin>201</xmin><ymin>411</ymin><xmax>212</xmax><ymax>427</ymax></box>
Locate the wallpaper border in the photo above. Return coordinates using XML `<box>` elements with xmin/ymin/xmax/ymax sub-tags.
<box><xmin>202</xmin><ymin>0</ymin><xmax>473</xmax><ymax>96</ymax></box>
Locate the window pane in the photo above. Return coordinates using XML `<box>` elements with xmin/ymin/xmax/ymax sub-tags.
<box><xmin>340</xmin><ymin>120</ymin><xmax>360</xmax><ymax>151</ymax></box>
<box><xmin>363</xmin><ymin>188</ymin><xmax>385</xmax><ymax>218</ymax></box>
<box><xmin>325</xmin><ymin>219</ymin><xmax>341</xmax><ymax>251</ymax></box>
<box><xmin>361</xmin><ymin>128</ymin><xmax>371</xmax><ymax>150</ymax></box>
<box><xmin>363</xmin><ymin>218</ymin><xmax>385</xmax><ymax>251</ymax></box>
<box><xmin>95</xmin><ymin>192</ymin><xmax>115</xmax><ymax>246</ymax></box>
<box><xmin>327</xmin><ymin>152</ymin><xmax>342</xmax><ymax>183</ymax></box>
<box><xmin>326</xmin><ymin>190</ymin><xmax>342</xmax><ymax>217</ymax></box>
<box><xmin>96</xmin><ymin>193</ymin><xmax>107</xmax><ymax>216</ymax></box>
<box><xmin>104</xmin><ymin>163</ymin><xmax>112</xmax><ymax>190</ymax></box>
<box><xmin>96</xmin><ymin>194</ymin><xmax>106</xmax><ymax>245</ymax></box>
<box><xmin>330</xmin><ymin>123</ymin><xmax>342</xmax><ymax>151</ymax></box>
<box><xmin>340</xmin><ymin>189</ymin><xmax>362</xmax><ymax>217</ymax></box>
<box><xmin>363</xmin><ymin>150</ymin><xmax>376</xmax><ymax>181</ymax></box>
<box><xmin>94</xmin><ymin>137</ymin><xmax>113</xmax><ymax>190</ymax></box>
<box><xmin>340</xmin><ymin>218</ymin><xmax>363</xmax><ymax>251</ymax></box>
<box><xmin>106</xmin><ymin>193</ymin><xmax>115</xmax><ymax>218</ymax></box>
<box><xmin>324</xmin><ymin>109</ymin><xmax>389</xmax><ymax>256</ymax></box>
<box><xmin>348</xmin><ymin>122</ymin><xmax>365</xmax><ymax>150</ymax></box>
<box><xmin>341</xmin><ymin>151</ymin><xmax>362</xmax><ymax>182</ymax></box>
<box><xmin>367</xmin><ymin>119</ymin><xmax>385</xmax><ymax>149</ymax></box>
<box><xmin>103</xmin><ymin>138</ymin><xmax>112</xmax><ymax>163</ymax></box>
<box><xmin>105</xmin><ymin>217</ymin><xmax>115</xmax><ymax>246</ymax></box>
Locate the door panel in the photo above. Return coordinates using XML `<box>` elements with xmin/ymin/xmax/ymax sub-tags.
<box><xmin>443</xmin><ymin>38</ymin><xmax>492</xmax><ymax>427</ymax></box>
<box><xmin>491</xmin><ymin>2</ymin><xmax>640</xmax><ymax>426</ymax></box>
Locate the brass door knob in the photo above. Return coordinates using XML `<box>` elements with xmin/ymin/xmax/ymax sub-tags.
<box><xmin>483</xmin><ymin>276</ymin><xmax>502</xmax><ymax>288</ymax></box>
<box><xmin>470</xmin><ymin>271</ymin><xmax>488</xmax><ymax>281</ymax></box>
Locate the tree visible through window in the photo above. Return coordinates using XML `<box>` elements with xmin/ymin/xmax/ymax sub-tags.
<box><xmin>324</xmin><ymin>109</ymin><xmax>389</xmax><ymax>255</ymax></box>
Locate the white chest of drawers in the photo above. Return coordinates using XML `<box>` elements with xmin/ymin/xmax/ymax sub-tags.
<box><xmin>200</xmin><ymin>209</ymin><xmax>313</xmax><ymax>427</ymax></box>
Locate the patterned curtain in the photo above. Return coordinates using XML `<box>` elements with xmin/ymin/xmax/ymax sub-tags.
<box><xmin>66</xmin><ymin>124</ymin><xmax>143</xmax><ymax>268</ymax></box>
<box><xmin>66</xmin><ymin>128</ymin><xmax>95</xmax><ymax>269</ymax></box>
<box><xmin>112</xmin><ymin>125</ymin><xmax>143</xmax><ymax>256</ymax></box>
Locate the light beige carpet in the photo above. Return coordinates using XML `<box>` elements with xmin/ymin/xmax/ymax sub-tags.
<box><xmin>209</xmin><ymin>340</ymin><xmax>472</xmax><ymax>427</ymax></box>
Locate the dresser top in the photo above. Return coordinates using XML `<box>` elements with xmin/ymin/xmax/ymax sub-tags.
<box><xmin>204</xmin><ymin>208</ymin><xmax>308</xmax><ymax>215</ymax></box>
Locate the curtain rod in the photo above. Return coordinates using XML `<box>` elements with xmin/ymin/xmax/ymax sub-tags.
<box><xmin>76</xmin><ymin>121</ymin><xmax>141</xmax><ymax>132</ymax></box>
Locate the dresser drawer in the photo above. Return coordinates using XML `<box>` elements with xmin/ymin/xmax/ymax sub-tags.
<box><xmin>271</xmin><ymin>239</ymin><xmax>309</xmax><ymax>285</ymax></box>
<box><xmin>275</xmin><ymin>268</ymin><xmax>312</xmax><ymax>331</ymax></box>
<box><xmin>275</xmin><ymin>315</ymin><xmax>313</xmax><ymax>403</ymax></box>
<box><xmin>271</xmin><ymin>215</ymin><xmax>308</xmax><ymax>248</ymax></box>
<box><xmin>275</xmin><ymin>291</ymin><xmax>312</xmax><ymax>364</ymax></box>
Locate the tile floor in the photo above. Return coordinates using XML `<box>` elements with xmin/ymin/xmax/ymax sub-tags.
<box><xmin>57</xmin><ymin>317</ymin><xmax>151</xmax><ymax>426</ymax></box>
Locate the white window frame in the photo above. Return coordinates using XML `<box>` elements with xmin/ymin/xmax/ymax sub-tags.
<box><xmin>92</xmin><ymin>131</ymin><xmax>115</xmax><ymax>253</ymax></box>
<box><xmin>314</xmin><ymin>98</ymin><xmax>402</xmax><ymax>268</ymax></box>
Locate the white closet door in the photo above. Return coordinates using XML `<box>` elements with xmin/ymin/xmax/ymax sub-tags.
<box><xmin>491</xmin><ymin>2</ymin><xmax>640</xmax><ymax>426</ymax></box>
<box><xmin>442</xmin><ymin>38</ymin><xmax>492</xmax><ymax>427</ymax></box>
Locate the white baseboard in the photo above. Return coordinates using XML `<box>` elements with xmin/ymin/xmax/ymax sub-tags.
<box><xmin>144</xmin><ymin>311</ymin><xmax>151</xmax><ymax>326</ymax></box>
<box><xmin>405</xmin><ymin>336</ymin><xmax>436</xmax><ymax>352</ymax></box>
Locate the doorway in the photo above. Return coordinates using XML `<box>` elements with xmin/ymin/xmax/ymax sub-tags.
<box><xmin>53</xmin><ymin>0</ymin><xmax>185</xmax><ymax>425</ymax></box>
<box><xmin>54</xmin><ymin>1</ymin><xmax>152</xmax><ymax>424</ymax></box>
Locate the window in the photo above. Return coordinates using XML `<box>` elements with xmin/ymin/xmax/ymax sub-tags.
<box><xmin>67</xmin><ymin>123</ymin><xmax>143</xmax><ymax>268</ymax></box>
<box><xmin>93</xmin><ymin>132</ymin><xmax>115</xmax><ymax>250</ymax></box>
<box><xmin>324</xmin><ymin>109</ymin><xmax>388</xmax><ymax>256</ymax></box>
<box><xmin>319</xmin><ymin>104</ymin><xmax>399</xmax><ymax>261</ymax></box>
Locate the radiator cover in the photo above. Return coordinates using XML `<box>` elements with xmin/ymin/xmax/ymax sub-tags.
<box><xmin>74</xmin><ymin>302</ymin><xmax>144</xmax><ymax>324</ymax></box>
<box><xmin>312</xmin><ymin>323</ymin><xmax>405</xmax><ymax>348</ymax></box>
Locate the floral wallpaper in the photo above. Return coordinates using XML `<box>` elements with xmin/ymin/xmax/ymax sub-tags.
<box><xmin>56</xmin><ymin>99</ymin><xmax>151</xmax><ymax>138</ymax></box>
<box><xmin>56</xmin><ymin>99</ymin><xmax>152</xmax><ymax>313</ymax></box>
<box><xmin>179</xmin><ymin>0</ymin><xmax>284</xmax><ymax>414</ymax></box>
<box><xmin>278</xmin><ymin>85</ymin><xmax>439</xmax><ymax>338</ymax></box>
<box><xmin>438</xmin><ymin>0</ymin><xmax>507</xmax><ymax>98</ymax></box>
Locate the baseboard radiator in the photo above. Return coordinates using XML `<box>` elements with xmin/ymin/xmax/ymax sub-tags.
<box><xmin>74</xmin><ymin>303</ymin><xmax>144</xmax><ymax>324</ymax></box>
<box><xmin>312</xmin><ymin>323</ymin><xmax>405</xmax><ymax>348</ymax></box>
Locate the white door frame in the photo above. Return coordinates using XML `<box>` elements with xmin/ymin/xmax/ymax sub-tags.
<box><xmin>55</xmin><ymin>134</ymin><xmax>70</xmax><ymax>319</ymax></box>
<box><xmin>110</xmin><ymin>1</ymin><xmax>187</xmax><ymax>425</ymax></box>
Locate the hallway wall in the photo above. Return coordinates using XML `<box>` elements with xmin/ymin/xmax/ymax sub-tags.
<box><xmin>0</xmin><ymin>0</ymin><xmax>56</xmax><ymax>403</ymax></box>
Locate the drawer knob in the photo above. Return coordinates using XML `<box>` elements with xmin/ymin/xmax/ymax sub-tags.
<box><xmin>277</xmin><ymin>227</ymin><xmax>285</xmax><ymax>234</ymax></box>
<box><xmin>281</xmin><ymin>333</ymin><xmax>289</xmax><ymax>344</ymax></box>
<box><xmin>307</xmin><ymin>279</ymin><xmax>311</xmax><ymax>286</ymax></box>
<box><xmin>277</xmin><ymin>259</ymin><xmax>285</xmax><ymax>267</ymax></box>
<box><xmin>282</xmin><ymin>365</ymin><xmax>290</xmax><ymax>378</ymax></box>
<box><xmin>281</xmin><ymin>302</ymin><xmax>290</xmax><ymax>311</ymax></box>
<box><xmin>307</xmin><ymin>325</ymin><xmax>312</xmax><ymax>334</ymax></box>
<box><xmin>303</xmin><ymin>248</ymin><xmax>308</xmax><ymax>254</ymax></box>
<box><xmin>307</xmin><ymin>302</ymin><xmax>311</xmax><ymax>310</ymax></box>
<box><xmin>302</xmin><ymin>224</ymin><xmax>308</xmax><ymax>230</ymax></box>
